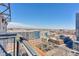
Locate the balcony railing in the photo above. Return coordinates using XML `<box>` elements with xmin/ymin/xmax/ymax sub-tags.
<box><xmin>0</xmin><ymin>32</ymin><xmax>17</xmax><ymax>56</ymax></box>
<box><xmin>0</xmin><ymin>32</ymin><xmax>79</xmax><ymax>56</ymax></box>
<box><xmin>0</xmin><ymin>33</ymin><xmax>39</xmax><ymax>56</ymax></box>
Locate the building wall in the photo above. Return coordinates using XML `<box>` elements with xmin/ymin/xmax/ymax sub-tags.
<box><xmin>73</xmin><ymin>41</ymin><xmax>79</xmax><ymax>51</ymax></box>
<box><xmin>0</xmin><ymin>15</ymin><xmax>7</xmax><ymax>32</ymax></box>
<box><xmin>40</xmin><ymin>31</ymin><xmax>49</xmax><ymax>38</ymax></box>
<box><xmin>8</xmin><ymin>29</ymin><xmax>50</xmax><ymax>40</ymax></box>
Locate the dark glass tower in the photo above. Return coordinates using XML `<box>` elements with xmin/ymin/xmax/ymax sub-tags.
<box><xmin>73</xmin><ymin>13</ymin><xmax>79</xmax><ymax>51</ymax></box>
<box><xmin>76</xmin><ymin>13</ymin><xmax>79</xmax><ymax>41</ymax></box>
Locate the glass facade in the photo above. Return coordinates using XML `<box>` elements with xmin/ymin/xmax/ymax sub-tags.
<box><xmin>45</xmin><ymin>32</ymin><xmax>48</xmax><ymax>37</ymax></box>
<box><xmin>34</xmin><ymin>31</ymin><xmax>40</xmax><ymax>39</ymax></box>
<box><xmin>74</xmin><ymin>41</ymin><xmax>79</xmax><ymax>51</ymax></box>
<box><xmin>76</xmin><ymin>13</ymin><xmax>79</xmax><ymax>41</ymax></box>
<box><xmin>74</xmin><ymin>13</ymin><xmax>79</xmax><ymax>51</ymax></box>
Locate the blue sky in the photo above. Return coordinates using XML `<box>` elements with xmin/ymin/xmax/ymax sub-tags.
<box><xmin>10</xmin><ymin>3</ymin><xmax>79</xmax><ymax>29</ymax></box>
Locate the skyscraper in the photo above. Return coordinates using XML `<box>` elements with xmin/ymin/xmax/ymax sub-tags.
<box><xmin>76</xmin><ymin>13</ymin><xmax>79</xmax><ymax>41</ymax></box>
<box><xmin>73</xmin><ymin>13</ymin><xmax>79</xmax><ymax>51</ymax></box>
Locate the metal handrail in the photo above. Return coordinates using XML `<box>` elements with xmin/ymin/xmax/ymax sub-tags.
<box><xmin>19</xmin><ymin>40</ymin><xmax>38</xmax><ymax>56</ymax></box>
<box><xmin>0</xmin><ymin>44</ymin><xmax>11</xmax><ymax>56</ymax></box>
<box><xmin>15</xmin><ymin>36</ymin><xmax>39</xmax><ymax>56</ymax></box>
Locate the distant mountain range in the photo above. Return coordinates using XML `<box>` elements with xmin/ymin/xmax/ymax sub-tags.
<box><xmin>7</xmin><ymin>22</ymin><xmax>75</xmax><ymax>30</ymax></box>
<box><xmin>7</xmin><ymin>22</ymin><xmax>52</xmax><ymax>30</ymax></box>
<box><xmin>7</xmin><ymin>22</ymin><xmax>55</xmax><ymax>30</ymax></box>
<box><xmin>8</xmin><ymin>22</ymin><xmax>37</xmax><ymax>29</ymax></box>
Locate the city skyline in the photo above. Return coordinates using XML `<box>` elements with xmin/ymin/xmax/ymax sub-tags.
<box><xmin>10</xmin><ymin>3</ymin><xmax>79</xmax><ymax>29</ymax></box>
<box><xmin>0</xmin><ymin>3</ymin><xmax>79</xmax><ymax>56</ymax></box>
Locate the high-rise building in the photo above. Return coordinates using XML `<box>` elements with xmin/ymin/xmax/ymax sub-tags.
<box><xmin>73</xmin><ymin>13</ymin><xmax>79</xmax><ymax>51</ymax></box>
<box><xmin>76</xmin><ymin>13</ymin><xmax>79</xmax><ymax>41</ymax></box>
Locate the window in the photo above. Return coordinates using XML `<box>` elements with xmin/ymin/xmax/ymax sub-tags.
<box><xmin>34</xmin><ymin>31</ymin><xmax>40</xmax><ymax>39</ymax></box>
<box><xmin>45</xmin><ymin>32</ymin><xmax>48</xmax><ymax>37</ymax></box>
<box><xmin>2</xmin><ymin>19</ymin><xmax>5</xmax><ymax>23</ymax></box>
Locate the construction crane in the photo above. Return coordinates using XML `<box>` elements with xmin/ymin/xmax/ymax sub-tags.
<box><xmin>0</xmin><ymin>3</ymin><xmax>11</xmax><ymax>32</ymax></box>
<box><xmin>0</xmin><ymin>3</ymin><xmax>11</xmax><ymax>22</ymax></box>
<box><xmin>0</xmin><ymin>3</ymin><xmax>39</xmax><ymax>56</ymax></box>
